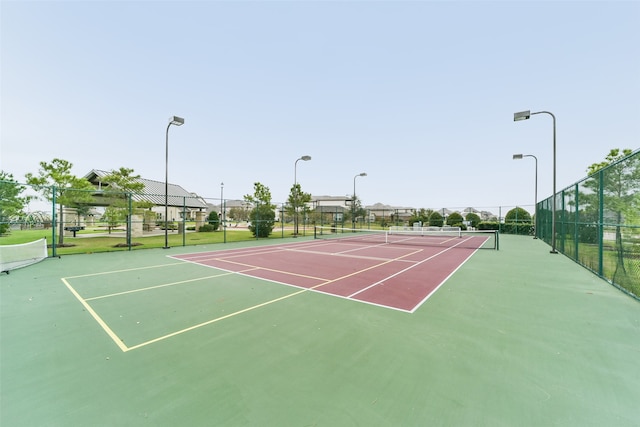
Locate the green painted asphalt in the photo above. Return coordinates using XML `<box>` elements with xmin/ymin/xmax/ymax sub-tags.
<box><xmin>1</xmin><ymin>235</ymin><xmax>638</xmax><ymax>426</ymax></box>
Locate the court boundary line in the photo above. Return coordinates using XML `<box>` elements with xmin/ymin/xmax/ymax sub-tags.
<box><xmin>61</xmin><ymin>236</ymin><xmax>484</xmax><ymax>352</ymax></box>
<box><xmin>175</xmin><ymin>235</ymin><xmax>483</xmax><ymax>314</ymax></box>
<box><xmin>84</xmin><ymin>272</ymin><xmax>238</xmax><ymax>301</ymax></box>
<box><xmin>348</xmin><ymin>235</ymin><xmax>477</xmax><ymax>299</ymax></box>
<box><xmin>62</xmin><ymin>264</ymin><xmax>307</xmax><ymax>353</ymax></box>
<box><xmin>124</xmin><ymin>288</ymin><xmax>307</xmax><ymax>352</ymax></box>
<box><xmin>61</xmin><ymin>277</ymin><xmax>129</xmax><ymax>352</ymax></box>
<box><xmin>409</xmin><ymin>246</ymin><xmax>481</xmax><ymax>313</ymax></box>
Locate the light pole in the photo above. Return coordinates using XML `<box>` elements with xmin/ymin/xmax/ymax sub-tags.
<box><xmin>164</xmin><ymin>115</ymin><xmax>184</xmax><ymax>249</ymax></box>
<box><xmin>513</xmin><ymin>154</ymin><xmax>538</xmax><ymax>239</ymax></box>
<box><xmin>293</xmin><ymin>155</ymin><xmax>311</xmax><ymax>236</ymax></box>
<box><xmin>514</xmin><ymin>110</ymin><xmax>557</xmax><ymax>253</ymax></box>
<box><xmin>221</xmin><ymin>182</ymin><xmax>225</xmax><ymax>243</ymax></box>
<box><xmin>353</xmin><ymin>172</ymin><xmax>367</xmax><ymax>228</ymax></box>
<box><xmin>220</xmin><ymin>181</ymin><xmax>224</xmax><ymax>228</ymax></box>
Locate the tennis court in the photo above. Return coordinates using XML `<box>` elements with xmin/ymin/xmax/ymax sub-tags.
<box><xmin>58</xmin><ymin>228</ymin><xmax>495</xmax><ymax>352</ymax></box>
<box><xmin>172</xmin><ymin>228</ymin><xmax>498</xmax><ymax>313</ymax></box>
<box><xmin>1</xmin><ymin>234</ymin><xmax>638</xmax><ymax>426</ymax></box>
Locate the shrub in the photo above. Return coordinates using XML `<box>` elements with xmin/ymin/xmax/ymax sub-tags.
<box><xmin>478</xmin><ymin>221</ymin><xmax>500</xmax><ymax>230</ymax></box>
<box><xmin>199</xmin><ymin>224</ymin><xmax>217</xmax><ymax>232</ymax></box>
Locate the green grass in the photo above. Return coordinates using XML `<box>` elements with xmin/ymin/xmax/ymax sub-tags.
<box><xmin>0</xmin><ymin>225</ymin><xmax>316</xmax><ymax>255</ymax></box>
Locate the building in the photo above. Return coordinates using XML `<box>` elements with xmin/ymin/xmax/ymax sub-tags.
<box><xmin>83</xmin><ymin>169</ymin><xmax>208</xmax><ymax>222</ymax></box>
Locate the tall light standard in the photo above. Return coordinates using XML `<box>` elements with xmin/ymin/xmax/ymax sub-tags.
<box><xmin>164</xmin><ymin>115</ymin><xmax>184</xmax><ymax>249</ymax></box>
<box><xmin>514</xmin><ymin>110</ymin><xmax>557</xmax><ymax>253</ymax></box>
<box><xmin>293</xmin><ymin>155</ymin><xmax>311</xmax><ymax>236</ymax></box>
<box><xmin>220</xmin><ymin>181</ymin><xmax>224</xmax><ymax>226</ymax></box>
<box><xmin>220</xmin><ymin>182</ymin><xmax>225</xmax><ymax>243</ymax></box>
<box><xmin>353</xmin><ymin>172</ymin><xmax>367</xmax><ymax>228</ymax></box>
<box><xmin>513</xmin><ymin>154</ymin><xmax>538</xmax><ymax>239</ymax></box>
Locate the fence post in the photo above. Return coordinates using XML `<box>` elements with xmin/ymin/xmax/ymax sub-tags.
<box><xmin>598</xmin><ymin>169</ymin><xmax>604</xmax><ymax>276</ymax></box>
<box><xmin>51</xmin><ymin>185</ymin><xmax>57</xmax><ymax>257</ymax></box>
<box><xmin>127</xmin><ymin>193</ymin><xmax>132</xmax><ymax>250</ymax></box>
<box><xmin>182</xmin><ymin>197</ymin><xmax>187</xmax><ymax>247</ymax></box>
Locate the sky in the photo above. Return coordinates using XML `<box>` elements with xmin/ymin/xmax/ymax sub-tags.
<box><xmin>1</xmin><ymin>0</ymin><xmax>639</xmax><ymax>216</ymax></box>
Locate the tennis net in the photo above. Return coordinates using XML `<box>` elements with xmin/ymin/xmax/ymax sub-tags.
<box><xmin>313</xmin><ymin>226</ymin><xmax>499</xmax><ymax>250</ymax></box>
<box><xmin>1</xmin><ymin>238</ymin><xmax>48</xmax><ymax>273</ymax></box>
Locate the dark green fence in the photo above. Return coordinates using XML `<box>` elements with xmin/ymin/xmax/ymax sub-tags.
<box><xmin>537</xmin><ymin>149</ymin><xmax>639</xmax><ymax>299</ymax></box>
<box><xmin>1</xmin><ymin>179</ymin><xmax>536</xmax><ymax>256</ymax></box>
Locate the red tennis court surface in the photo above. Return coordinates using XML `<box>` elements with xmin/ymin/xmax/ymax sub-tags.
<box><xmin>172</xmin><ymin>235</ymin><xmax>486</xmax><ymax>312</ymax></box>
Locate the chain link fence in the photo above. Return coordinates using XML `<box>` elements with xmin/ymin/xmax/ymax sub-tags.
<box><xmin>537</xmin><ymin>149</ymin><xmax>639</xmax><ymax>299</ymax></box>
<box><xmin>4</xmin><ymin>150</ymin><xmax>638</xmax><ymax>301</ymax></box>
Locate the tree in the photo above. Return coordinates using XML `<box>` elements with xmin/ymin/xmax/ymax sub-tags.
<box><xmin>505</xmin><ymin>207</ymin><xmax>532</xmax><ymax>223</ymax></box>
<box><xmin>287</xmin><ymin>183</ymin><xmax>312</xmax><ymax>235</ymax></box>
<box><xmin>99</xmin><ymin>167</ymin><xmax>145</xmax><ymax>195</ymax></box>
<box><xmin>504</xmin><ymin>207</ymin><xmax>532</xmax><ymax>235</ymax></box>
<box><xmin>0</xmin><ymin>172</ymin><xmax>31</xmax><ymax>235</ymax></box>
<box><xmin>25</xmin><ymin>158</ymin><xmax>94</xmax><ymax>246</ymax></box>
<box><xmin>428</xmin><ymin>211</ymin><xmax>444</xmax><ymax>227</ymax></box>
<box><xmin>207</xmin><ymin>211</ymin><xmax>220</xmax><ymax>231</ymax></box>
<box><xmin>244</xmin><ymin>182</ymin><xmax>276</xmax><ymax>238</ymax></box>
<box><xmin>229</xmin><ymin>206</ymin><xmax>250</xmax><ymax>223</ymax></box>
<box><xmin>465</xmin><ymin>212</ymin><xmax>481</xmax><ymax>228</ymax></box>
<box><xmin>446</xmin><ymin>212</ymin><xmax>464</xmax><ymax>227</ymax></box>
<box><xmin>349</xmin><ymin>195</ymin><xmax>369</xmax><ymax>227</ymax></box>
<box><xmin>98</xmin><ymin>167</ymin><xmax>148</xmax><ymax>233</ymax></box>
<box><xmin>583</xmin><ymin>148</ymin><xmax>639</xmax><ymax>277</ymax></box>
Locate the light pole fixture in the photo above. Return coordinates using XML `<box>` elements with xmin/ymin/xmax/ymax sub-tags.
<box><xmin>353</xmin><ymin>172</ymin><xmax>367</xmax><ymax>227</ymax></box>
<box><xmin>514</xmin><ymin>110</ymin><xmax>557</xmax><ymax>253</ymax></box>
<box><xmin>513</xmin><ymin>154</ymin><xmax>538</xmax><ymax>239</ymax></box>
<box><xmin>164</xmin><ymin>115</ymin><xmax>184</xmax><ymax>249</ymax></box>
<box><xmin>293</xmin><ymin>155</ymin><xmax>311</xmax><ymax>236</ymax></box>
<box><xmin>294</xmin><ymin>155</ymin><xmax>312</xmax><ymax>185</ymax></box>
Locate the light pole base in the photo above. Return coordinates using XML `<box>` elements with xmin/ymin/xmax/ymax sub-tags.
<box><xmin>163</xmin><ymin>246</ymin><xmax>171</xmax><ymax>249</ymax></box>
<box><xmin>550</xmin><ymin>249</ymin><xmax>558</xmax><ymax>254</ymax></box>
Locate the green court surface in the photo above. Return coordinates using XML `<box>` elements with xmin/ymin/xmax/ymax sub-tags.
<box><xmin>1</xmin><ymin>235</ymin><xmax>638</xmax><ymax>426</ymax></box>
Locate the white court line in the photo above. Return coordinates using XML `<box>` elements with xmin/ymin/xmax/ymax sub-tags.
<box><xmin>63</xmin><ymin>236</ymin><xmax>485</xmax><ymax>352</ymax></box>
<box><xmin>347</xmin><ymin>236</ymin><xmax>476</xmax><ymax>299</ymax></box>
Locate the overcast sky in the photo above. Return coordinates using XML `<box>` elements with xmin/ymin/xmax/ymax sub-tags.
<box><xmin>2</xmin><ymin>0</ymin><xmax>639</xmax><ymax>215</ymax></box>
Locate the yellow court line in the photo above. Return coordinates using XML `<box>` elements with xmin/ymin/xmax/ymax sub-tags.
<box><xmin>61</xmin><ymin>278</ymin><xmax>129</xmax><ymax>352</ymax></box>
<box><xmin>125</xmin><ymin>288</ymin><xmax>307</xmax><ymax>352</ymax></box>
<box><xmin>61</xmin><ymin>242</ymin><xmax>430</xmax><ymax>353</ymax></box>
<box><xmin>64</xmin><ymin>261</ymin><xmax>189</xmax><ymax>279</ymax></box>
<box><xmin>84</xmin><ymin>271</ymin><xmax>238</xmax><ymax>301</ymax></box>
<box><xmin>111</xmin><ymin>250</ymin><xmax>420</xmax><ymax>352</ymax></box>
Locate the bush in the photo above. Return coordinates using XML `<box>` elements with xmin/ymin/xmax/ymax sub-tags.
<box><xmin>465</xmin><ymin>213</ymin><xmax>481</xmax><ymax>228</ymax></box>
<box><xmin>478</xmin><ymin>221</ymin><xmax>500</xmax><ymax>230</ymax></box>
<box><xmin>248</xmin><ymin>205</ymin><xmax>275</xmax><ymax>238</ymax></box>
<box><xmin>207</xmin><ymin>211</ymin><xmax>220</xmax><ymax>231</ymax></box>
<box><xmin>199</xmin><ymin>224</ymin><xmax>217</xmax><ymax>232</ymax></box>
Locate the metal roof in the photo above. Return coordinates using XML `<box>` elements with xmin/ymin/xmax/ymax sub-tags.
<box><xmin>84</xmin><ymin>169</ymin><xmax>208</xmax><ymax>209</ymax></box>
